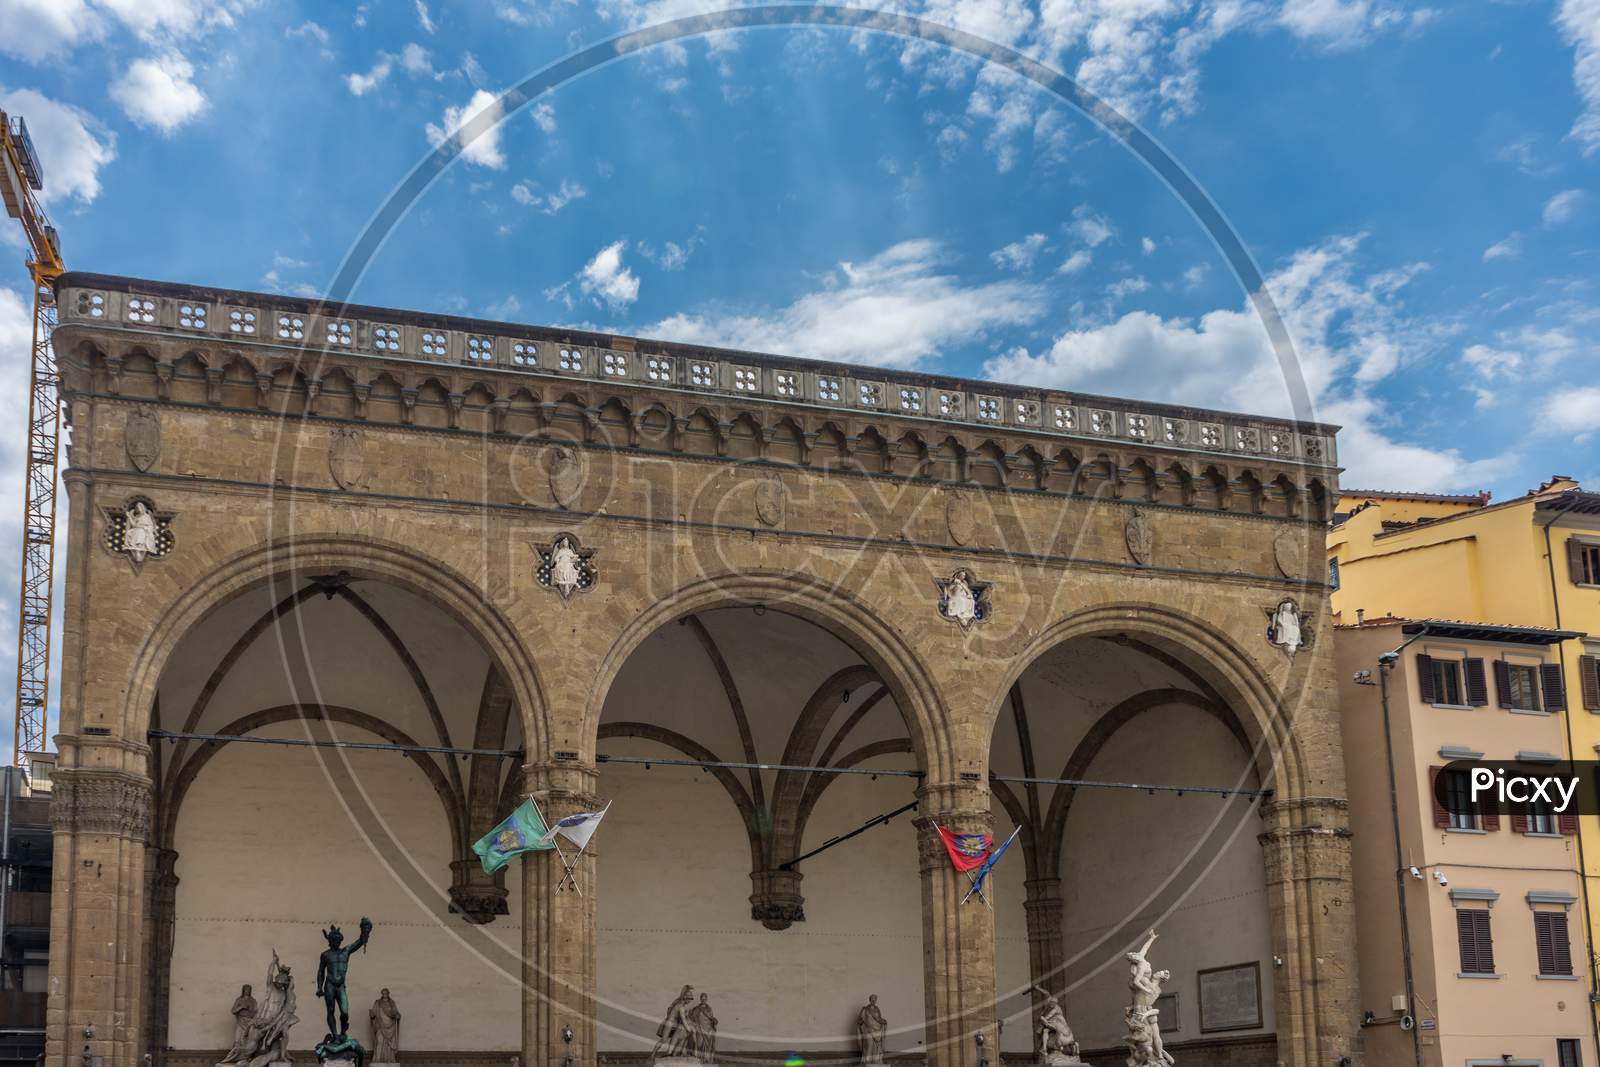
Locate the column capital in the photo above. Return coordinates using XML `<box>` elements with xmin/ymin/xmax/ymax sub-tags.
<box><xmin>51</xmin><ymin>768</ymin><xmax>153</xmax><ymax>840</ymax></box>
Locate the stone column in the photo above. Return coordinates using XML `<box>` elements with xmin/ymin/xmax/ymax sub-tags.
<box><xmin>46</xmin><ymin>765</ymin><xmax>154</xmax><ymax>1067</ymax></box>
<box><xmin>916</xmin><ymin>784</ymin><xmax>998</xmax><ymax>1067</ymax></box>
<box><xmin>141</xmin><ymin>849</ymin><xmax>179</xmax><ymax>1066</ymax></box>
<box><xmin>521</xmin><ymin>760</ymin><xmax>600</xmax><ymax>1067</ymax></box>
<box><xmin>1021</xmin><ymin>875</ymin><xmax>1065</xmax><ymax>1033</ymax></box>
<box><xmin>1257</xmin><ymin>795</ymin><xmax>1357</xmax><ymax>1067</ymax></box>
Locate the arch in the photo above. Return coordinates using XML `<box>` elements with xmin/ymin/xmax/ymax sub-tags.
<box><xmin>982</xmin><ymin>603</ymin><xmax>1302</xmax><ymax>800</ymax></box>
<box><xmin>119</xmin><ymin>534</ymin><xmax>550</xmax><ymax>758</ymax></box>
<box><xmin>581</xmin><ymin>572</ymin><xmax>952</xmax><ymax>782</ymax></box>
<box><xmin>159</xmin><ymin>702</ymin><xmax>465</xmax><ymax>855</ymax></box>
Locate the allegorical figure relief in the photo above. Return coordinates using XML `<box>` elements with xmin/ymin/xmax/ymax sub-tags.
<box><xmin>551</xmin><ymin>537</ymin><xmax>582</xmax><ymax>597</ymax></box>
<box><xmin>228</xmin><ymin>985</ymin><xmax>258</xmax><ymax>1058</ymax></box>
<box><xmin>316</xmin><ymin>918</ymin><xmax>373</xmax><ymax>1039</ymax></box>
<box><xmin>369</xmin><ymin>990</ymin><xmax>401</xmax><ymax>1063</ymax></box>
<box><xmin>1267</xmin><ymin>598</ymin><xmax>1303</xmax><ymax>654</ymax></box>
<box><xmin>1124</xmin><ymin>930</ymin><xmax>1174</xmax><ymax>1067</ymax></box>
<box><xmin>125</xmin><ymin>501</ymin><xmax>159</xmax><ymax>562</ymax></box>
<box><xmin>686</xmin><ymin>993</ymin><xmax>718</xmax><ymax>1064</ymax></box>
<box><xmin>946</xmin><ymin>573</ymin><xmax>977</xmax><ymax>623</ymax></box>
<box><xmin>651</xmin><ymin>985</ymin><xmax>696</xmax><ymax>1063</ymax></box>
<box><xmin>856</xmin><ymin>995</ymin><xmax>887</xmax><ymax>1064</ymax></box>
<box><xmin>219</xmin><ymin>951</ymin><xmax>297</xmax><ymax>1067</ymax></box>
<box><xmin>1031</xmin><ymin>986</ymin><xmax>1081</xmax><ymax>1065</ymax></box>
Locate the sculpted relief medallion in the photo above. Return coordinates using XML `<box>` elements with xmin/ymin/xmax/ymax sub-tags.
<box><xmin>329</xmin><ymin>426</ymin><xmax>368</xmax><ymax>491</ymax></box>
<box><xmin>102</xmin><ymin>497</ymin><xmax>175</xmax><ymax>569</ymax></box>
<box><xmin>548</xmin><ymin>446</ymin><xmax>582</xmax><ymax>510</ymax></box>
<box><xmin>125</xmin><ymin>406</ymin><xmax>161</xmax><ymax>472</ymax></box>
<box><xmin>1124</xmin><ymin>508</ymin><xmax>1153</xmax><ymax>566</ymax></box>
<box><xmin>535</xmin><ymin>534</ymin><xmax>596</xmax><ymax>599</ymax></box>
<box><xmin>935</xmin><ymin>568</ymin><xmax>991</xmax><ymax>629</ymax></box>
<box><xmin>754</xmin><ymin>478</ymin><xmax>787</xmax><ymax>528</ymax></box>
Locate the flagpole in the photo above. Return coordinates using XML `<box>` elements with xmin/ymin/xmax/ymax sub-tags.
<box><xmin>527</xmin><ymin>797</ymin><xmax>582</xmax><ymax>896</ymax></box>
<box><xmin>558</xmin><ymin>798</ymin><xmax>611</xmax><ymax>894</ymax></box>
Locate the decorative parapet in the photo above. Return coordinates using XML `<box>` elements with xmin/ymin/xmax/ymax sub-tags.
<box><xmin>56</xmin><ymin>273</ymin><xmax>1340</xmax><ymax>472</ymax></box>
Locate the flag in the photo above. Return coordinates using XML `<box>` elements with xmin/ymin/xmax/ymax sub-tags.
<box><xmin>967</xmin><ymin>826</ymin><xmax>1020</xmax><ymax>897</ymax></box>
<box><xmin>472</xmin><ymin>799</ymin><xmax>555</xmax><ymax>874</ymax></box>
<box><xmin>936</xmin><ymin>826</ymin><xmax>994</xmax><ymax>872</ymax></box>
<box><xmin>539</xmin><ymin>802</ymin><xmax>610</xmax><ymax>850</ymax></box>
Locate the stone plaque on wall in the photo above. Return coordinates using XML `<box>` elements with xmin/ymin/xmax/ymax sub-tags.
<box><xmin>1197</xmin><ymin>961</ymin><xmax>1261</xmax><ymax>1033</ymax></box>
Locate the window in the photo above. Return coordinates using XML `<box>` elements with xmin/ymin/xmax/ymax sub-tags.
<box><xmin>1558</xmin><ymin>1037</ymin><xmax>1582</xmax><ymax>1067</ymax></box>
<box><xmin>466</xmin><ymin>336</ymin><xmax>493</xmax><ymax>362</ymax></box>
<box><xmin>1526</xmin><ymin>797</ymin><xmax>1556</xmax><ymax>835</ymax></box>
<box><xmin>1441</xmin><ymin>768</ymin><xmax>1480</xmax><ymax>830</ymax></box>
<box><xmin>1419</xmin><ymin>655</ymin><xmax>1488</xmax><ymax>707</ymax></box>
<box><xmin>1456</xmin><ymin>908</ymin><xmax>1494</xmax><ymax>974</ymax></box>
<box><xmin>1328</xmin><ymin>558</ymin><xmax>1341</xmax><ymax>591</ymax></box>
<box><xmin>1534</xmin><ymin>911</ymin><xmax>1574</xmax><ymax>976</ymax></box>
<box><xmin>1581</xmin><ymin>647</ymin><xmax>1600</xmax><ymax>712</ymax></box>
<box><xmin>1430</xmin><ymin>659</ymin><xmax>1464</xmax><ymax>706</ymax></box>
<box><xmin>1510</xmin><ymin>668</ymin><xmax>1536</xmax><ymax>710</ymax></box>
<box><xmin>1570</xmin><ymin>539</ymin><xmax>1600</xmax><ymax>587</ymax></box>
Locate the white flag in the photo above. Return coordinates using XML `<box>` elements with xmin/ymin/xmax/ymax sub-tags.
<box><xmin>540</xmin><ymin>803</ymin><xmax>609</xmax><ymax>850</ymax></box>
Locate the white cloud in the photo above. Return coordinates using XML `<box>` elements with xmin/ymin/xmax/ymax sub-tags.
<box><xmin>424</xmin><ymin>89</ymin><xmax>507</xmax><ymax>169</ymax></box>
<box><xmin>1141</xmin><ymin>236</ymin><xmax>1157</xmax><ymax>255</ymax></box>
<box><xmin>1068</xmin><ymin>205</ymin><xmax>1114</xmax><ymax>248</ymax></box>
<box><xmin>1546</xmin><ymin>385</ymin><xmax>1600</xmax><ymax>435</ymax></box>
<box><xmin>511</xmin><ymin>177</ymin><xmax>587</xmax><ymax>214</ymax></box>
<box><xmin>1543</xmin><ymin>188</ymin><xmax>1585</xmax><ymax>226</ymax></box>
<box><xmin>285</xmin><ymin>20</ymin><xmax>331</xmax><ymax>58</ymax></box>
<box><xmin>0</xmin><ymin>0</ymin><xmax>104</xmax><ymax>61</ymax></box>
<box><xmin>1058</xmin><ymin>250</ymin><xmax>1092</xmax><ymax>274</ymax></box>
<box><xmin>640</xmin><ymin>229</ymin><xmax>703</xmax><ymax>271</ymax></box>
<box><xmin>110</xmin><ymin>52</ymin><xmax>206</xmax><ymax>134</ymax></box>
<box><xmin>983</xmin><ymin>233</ymin><xmax>1489</xmax><ymax>491</ymax></box>
<box><xmin>1278</xmin><ymin>0</ymin><xmax>1373</xmax><ymax>47</ymax></box>
<box><xmin>578</xmin><ymin>241</ymin><xmax>641</xmax><ymax>309</ymax></box>
<box><xmin>1182</xmin><ymin>263</ymin><xmax>1209</xmax><ymax>288</ymax></box>
<box><xmin>1558</xmin><ymin>0</ymin><xmax>1600</xmax><ymax>154</ymax></box>
<box><xmin>641</xmin><ymin>239</ymin><xmax>1045</xmax><ymax>369</ymax></box>
<box><xmin>345</xmin><ymin>56</ymin><xmax>393</xmax><ymax>95</ymax></box>
<box><xmin>0</xmin><ymin>87</ymin><xmax>116</xmax><ymax>204</ymax></box>
<box><xmin>400</xmin><ymin>43</ymin><xmax>434</xmax><ymax>77</ymax></box>
<box><xmin>991</xmin><ymin>233</ymin><xmax>1048</xmax><ymax>271</ymax></box>
<box><xmin>531</xmin><ymin>101</ymin><xmax>557</xmax><ymax>134</ymax></box>
<box><xmin>484</xmin><ymin>294</ymin><xmax>523</xmax><ymax>319</ymax></box>
<box><xmin>415</xmin><ymin>0</ymin><xmax>437</xmax><ymax>33</ymax></box>
<box><xmin>1482</xmin><ymin>232</ymin><xmax>1522</xmax><ymax>262</ymax></box>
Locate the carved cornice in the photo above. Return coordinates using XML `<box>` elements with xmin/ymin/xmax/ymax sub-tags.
<box><xmin>51</xmin><ymin>768</ymin><xmax>154</xmax><ymax>839</ymax></box>
<box><xmin>54</xmin><ymin>275</ymin><xmax>1341</xmax><ymax>478</ymax></box>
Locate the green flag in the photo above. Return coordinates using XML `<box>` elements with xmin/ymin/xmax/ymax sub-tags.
<box><xmin>472</xmin><ymin>799</ymin><xmax>555</xmax><ymax>874</ymax></box>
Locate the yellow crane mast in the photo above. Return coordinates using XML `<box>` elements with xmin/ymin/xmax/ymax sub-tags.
<box><xmin>0</xmin><ymin>111</ymin><xmax>65</xmax><ymax>775</ymax></box>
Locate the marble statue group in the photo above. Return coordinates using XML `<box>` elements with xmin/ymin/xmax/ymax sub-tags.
<box><xmin>651</xmin><ymin>986</ymin><xmax>719</xmax><ymax>1065</ymax></box>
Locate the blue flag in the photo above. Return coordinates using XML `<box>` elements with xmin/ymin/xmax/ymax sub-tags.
<box><xmin>967</xmin><ymin>826</ymin><xmax>1021</xmax><ymax>898</ymax></box>
<box><xmin>473</xmin><ymin>799</ymin><xmax>556</xmax><ymax>874</ymax></box>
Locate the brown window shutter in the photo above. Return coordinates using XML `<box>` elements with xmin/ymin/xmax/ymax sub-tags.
<box><xmin>1494</xmin><ymin>660</ymin><xmax>1513</xmax><ymax>708</ymax></box>
<box><xmin>1482</xmin><ymin>803</ymin><xmax>1500</xmax><ymax>831</ymax></box>
<box><xmin>1457</xmin><ymin>909</ymin><xmax>1479</xmax><ymax>972</ymax></box>
<box><xmin>1416</xmin><ymin>654</ymin><xmax>1436</xmax><ymax>703</ymax></box>
<box><xmin>1511</xmin><ymin>805</ymin><xmax>1528</xmax><ymax>833</ymax></box>
<box><xmin>1582</xmin><ymin>656</ymin><xmax>1600</xmax><ymax>711</ymax></box>
<box><xmin>1571</xmin><ymin>538</ymin><xmax>1587</xmax><ymax>584</ymax></box>
<box><xmin>1465</xmin><ymin>658</ymin><xmax>1489</xmax><ymax>706</ymax></box>
<box><xmin>1542</xmin><ymin>663</ymin><xmax>1568</xmax><ymax>712</ymax></box>
<box><xmin>1554</xmin><ymin>912</ymin><xmax>1573</xmax><ymax>974</ymax></box>
<box><xmin>1560</xmin><ymin>809</ymin><xmax>1579</xmax><ymax>835</ymax></box>
<box><xmin>1431</xmin><ymin>766</ymin><xmax>1449</xmax><ymax>828</ymax></box>
<box><xmin>1536</xmin><ymin>913</ymin><xmax>1557</xmax><ymax>974</ymax></box>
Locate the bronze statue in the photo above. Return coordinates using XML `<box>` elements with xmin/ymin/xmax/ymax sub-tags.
<box><xmin>316</xmin><ymin>919</ymin><xmax>373</xmax><ymax>1038</ymax></box>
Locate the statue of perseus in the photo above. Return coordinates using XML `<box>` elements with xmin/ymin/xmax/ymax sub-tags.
<box><xmin>316</xmin><ymin>918</ymin><xmax>373</xmax><ymax>1039</ymax></box>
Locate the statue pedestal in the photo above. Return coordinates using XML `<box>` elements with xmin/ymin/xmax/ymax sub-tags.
<box><xmin>652</xmin><ymin>1058</ymin><xmax>701</xmax><ymax>1067</ymax></box>
<box><xmin>1039</xmin><ymin>1055</ymin><xmax>1086</xmax><ymax>1067</ymax></box>
<box><xmin>320</xmin><ymin>1059</ymin><xmax>359</xmax><ymax>1067</ymax></box>
<box><xmin>371</xmin><ymin>1061</ymin><xmax>400</xmax><ymax>1067</ymax></box>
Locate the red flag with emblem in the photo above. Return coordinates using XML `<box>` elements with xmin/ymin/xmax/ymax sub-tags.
<box><xmin>936</xmin><ymin>826</ymin><xmax>993</xmax><ymax>872</ymax></box>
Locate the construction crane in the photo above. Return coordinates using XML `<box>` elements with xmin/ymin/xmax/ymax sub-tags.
<box><xmin>0</xmin><ymin>111</ymin><xmax>65</xmax><ymax>776</ymax></box>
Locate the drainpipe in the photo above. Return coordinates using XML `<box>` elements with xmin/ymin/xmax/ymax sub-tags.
<box><xmin>1377</xmin><ymin>625</ymin><xmax>1430</xmax><ymax>1067</ymax></box>
<box><xmin>1538</xmin><ymin>498</ymin><xmax>1600</xmax><ymax>1052</ymax></box>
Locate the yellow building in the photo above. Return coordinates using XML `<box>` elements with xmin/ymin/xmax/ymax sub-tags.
<box><xmin>1330</xmin><ymin>477</ymin><xmax>1600</xmax><ymax>1047</ymax></box>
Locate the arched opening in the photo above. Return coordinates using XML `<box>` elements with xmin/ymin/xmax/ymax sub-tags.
<box><xmin>148</xmin><ymin>574</ymin><xmax>529</xmax><ymax>1061</ymax></box>
<box><xmin>593</xmin><ymin>606</ymin><xmax>926</xmax><ymax>1058</ymax></box>
<box><xmin>988</xmin><ymin>631</ymin><xmax>1277</xmax><ymax>1064</ymax></box>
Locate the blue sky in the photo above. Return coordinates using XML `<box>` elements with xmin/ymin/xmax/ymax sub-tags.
<box><xmin>0</xmin><ymin>1</ymin><xmax>1596</xmax><ymax>744</ymax></box>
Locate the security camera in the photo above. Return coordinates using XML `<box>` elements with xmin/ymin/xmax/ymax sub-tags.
<box><xmin>1434</xmin><ymin>871</ymin><xmax>1448</xmax><ymax>888</ymax></box>
<box><xmin>1408</xmin><ymin>866</ymin><xmax>1422</xmax><ymax>879</ymax></box>
<box><xmin>1378</xmin><ymin>651</ymin><xmax>1400</xmax><ymax>664</ymax></box>
<box><xmin>1399</xmin><ymin>1015</ymin><xmax>1415</xmax><ymax>1031</ymax></box>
